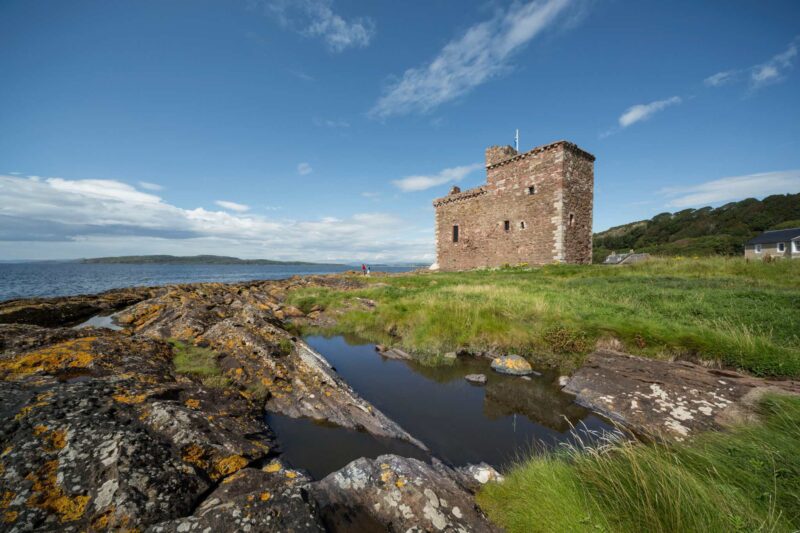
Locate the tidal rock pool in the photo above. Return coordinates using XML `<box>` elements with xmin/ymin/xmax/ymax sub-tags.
<box><xmin>268</xmin><ymin>335</ymin><xmax>611</xmax><ymax>479</ymax></box>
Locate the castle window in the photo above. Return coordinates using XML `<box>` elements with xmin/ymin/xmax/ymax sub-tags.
<box><xmin>754</xmin><ymin>244</ymin><xmax>762</xmax><ymax>253</ymax></box>
<box><xmin>520</xmin><ymin>221</ymin><xmax>526</xmax><ymax>229</ymax></box>
<box><xmin>777</xmin><ymin>242</ymin><xmax>786</xmax><ymax>253</ymax></box>
<box><xmin>452</xmin><ymin>225</ymin><xmax>459</xmax><ymax>243</ymax></box>
<box><xmin>527</xmin><ymin>186</ymin><xmax>535</xmax><ymax>195</ymax></box>
<box><xmin>569</xmin><ymin>213</ymin><xmax>575</xmax><ymax>227</ymax></box>
<box><xmin>504</xmin><ymin>220</ymin><xmax>510</xmax><ymax>231</ymax></box>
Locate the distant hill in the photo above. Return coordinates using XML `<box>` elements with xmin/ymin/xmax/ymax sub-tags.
<box><xmin>593</xmin><ymin>193</ymin><xmax>800</xmax><ymax>263</ymax></box>
<box><xmin>80</xmin><ymin>255</ymin><xmax>340</xmax><ymax>266</ymax></box>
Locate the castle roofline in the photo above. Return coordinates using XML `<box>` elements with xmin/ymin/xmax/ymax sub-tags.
<box><xmin>432</xmin><ymin>185</ymin><xmax>487</xmax><ymax>207</ymax></box>
<box><xmin>486</xmin><ymin>140</ymin><xmax>595</xmax><ymax>169</ymax></box>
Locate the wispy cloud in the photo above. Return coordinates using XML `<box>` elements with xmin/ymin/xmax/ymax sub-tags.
<box><xmin>618</xmin><ymin>96</ymin><xmax>682</xmax><ymax>128</ymax></box>
<box><xmin>369</xmin><ymin>0</ymin><xmax>576</xmax><ymax>119</ymax></box>
<box><xmin>0</xmin><ymin>174</ymin><xmax>434</xmax><ymax>262</ymax></box>
<box><xmin>215</xmin><ymin>200</ymin><xmax>250</xmax><ymax>212</ymax></box>
<box><xmin>361</xmin><ymin>191</ymin><xmax>380</xmax><ymax>198</ymax></box>
<box><xmin>313</xmin><ymin>117</ymin><xmax>350</xmax><ymax>128</ymax></box>
<box><xmin>290</xmin><ymin>69</ymin><xmax>316</xmax><ymax>82</ymax></box>
<box><xmin>393</xmin><ymin>163</ymin><xmax>482</xmax><ymax>192</ymax></box>
<box><xmin>661</xmin><ymin>170</ymin><xmax>800</xmax><ymax>208</ymax></box>
<box><xmin>256</xmin><ymin>0</ymin><xmax>374</xmax><ymax>52</ymax></box>
<box><xmin>138</xmin><ymin>181</ymin><xmax>163</xmax><ymax>191</ymax></box>
<box><xmin>297</xmin><ymin>162</ymin><xmax>313</xmax><ymax>175</ymax></box>
<box><xmin>704</xmin><ymin>38</ymin><xmax>798</xmax><ymax>91</ymax></box>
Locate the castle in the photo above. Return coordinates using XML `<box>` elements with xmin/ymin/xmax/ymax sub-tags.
<box><xmin>432</xmin><ymin>139</ymin><xmax>594</xmax><ymax>270</ymax></box>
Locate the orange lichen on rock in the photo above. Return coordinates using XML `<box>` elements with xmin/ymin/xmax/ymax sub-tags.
<box><xmin>25</xmin><ymin>460</ymin><xmax>90</xmax><ymax>523</ymax></box>
<box><xmin>259</xmin><ymin>491</ymin><xmax>271</xmax><ymax>502</ymax></box>
<box><xmin>0</xmin><ymin>338</ymin><xmax>96</xmax><ymax>378</ymax></box>
<box><xmin>184</xmin><ymin>398</ymin><xmax>200</xmax><ymax>409</ymax></box>
<box><xmin>213</xmin><ymin>455</ymin><xmax>248</xmax><ymax>479</ymax></box>
<box><xmin>14</xmin><ymin>392</ymin><xmax>54</xmax><ymax>421</ymax></box>
<box><xmin>2</xmin><ymin>510</ymin><xmax>17</xmax><ymax>524</ymax></box>
<box><xmin>181</xmin><ymin>444</ymin><xmax>209</xmax><ymax>471</ymax></box>
<box><xmin>112</xmin><ymin>392</ymin><xmax>148</xmax><ymax>404</ymax></box>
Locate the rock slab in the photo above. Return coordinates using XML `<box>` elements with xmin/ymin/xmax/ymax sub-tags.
<box><xmin>465</xmin><ymin>374</ymin><xmax>487</xmax><ymax>385</ymax></box>
<box><xmin>564</xmin><ymin>349</ymin><xmax>800</xmax><ymax>440</ymax></box>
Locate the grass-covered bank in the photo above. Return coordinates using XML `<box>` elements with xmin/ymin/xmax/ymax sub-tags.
<box><xmin>286</xmin><ymin>257</ymin><xmax>800</xmax><ymax>378</ymax></box>
<box><xmin>477</xmin><ymin>393</ymin><xmax>800</xmax><ymax>532</ymax></box>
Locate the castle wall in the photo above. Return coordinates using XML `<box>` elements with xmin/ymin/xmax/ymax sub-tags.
<box><xmin>433</xmin><ymin>140</ymin><xmax>594</xmax><ymax>271</ymax></box>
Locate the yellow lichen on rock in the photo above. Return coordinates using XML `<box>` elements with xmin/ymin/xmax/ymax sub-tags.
<box><xmin>0</xmin><ymin>338</ymin><xmax>96</xmax><ymax>378</ymax></box>
<box><xmin>284</xmin><ymin>470</ymin><xmax>297</xmax><ymax>479</ymax></box>
<box><xmin>213</xmin><ymin>455</ymin><xmax>248</xmax><ymax>479</ymax></box>
<box><xmin>262</xmin><ymin>461</ymin><xmax>282</xmax><ymax>474</ymax></box>
<box><xmin>184</xmin><ymin>398</ymin><xmax>200</xmax><ymax>409</ymax></box>
<box><xmin>3</xmin><ymin>510</ymin><xmax>17</xmax><ymax>524</ymax></box>
<box><xmin>181</xmin><ymin>444</ymin><xmax>209</xmax><ymax>471</ymax></box>
<box><xmin>33</xmin><ymin>425</ymin><xmax>49</xmax><ymax>436</ymax></box>
<box><xmin>1</xmin><ymin>490</ymin><xmax>14</xmax><ymax>508</ymax></box>
<box><xmin>25</xmin><ymin>459</ymin><xmax>90</xmax><ymax>523</ymax></box>
<box><xmin>260</xmin><ymin>491</ymin><xmax>271</xmax><ymax>502</ymax></box>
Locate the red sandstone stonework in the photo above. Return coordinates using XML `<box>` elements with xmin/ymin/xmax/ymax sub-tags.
<box><xmin>433</xmin><ymin>140</ymin><xmax>594</xmax><ymax>270</ymax></box>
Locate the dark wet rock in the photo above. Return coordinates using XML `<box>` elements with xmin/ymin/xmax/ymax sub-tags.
<box><xmin>0</xmin><ymin>287</ymin><xmax>158</xmax><ymax>328</ymax></box>
<box><xmin>148</xmin><ymin>465</ymin><xmax>324</xmax><ymax>532</ymax></box>
<box><xmin>490</xmin><ymin>354</ymin><xmax>534</xmax><ymax>376</ymax></box>
<box><xmin>563</xmin><ymin>349</ymin><xmax>800</xmax><ymax>440</ymax></box>
<box><xmin>464</xmin><ymin>374</ymin><xmax>487</xmax><ymax>385</ymax></box>
<box><xmin>311</xmin><ymin>454</ymin><xmax>500</xmax><ymax>532</ymax></box>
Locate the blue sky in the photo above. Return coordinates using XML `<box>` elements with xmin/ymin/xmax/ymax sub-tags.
<box><xmin>1</xmin><ymin>0</ymin><xmax>798</xmax><ymax>262</ymax></box>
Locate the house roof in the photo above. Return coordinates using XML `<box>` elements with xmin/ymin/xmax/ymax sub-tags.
<box><xmin>746</xmin><ymin>228</ymin><xmax>800</xmax><ymax>245</ymax></box>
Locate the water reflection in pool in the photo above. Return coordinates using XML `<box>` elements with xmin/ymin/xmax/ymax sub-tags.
<box><xmin>268</xmin><ymin>335</ymin><xmax>611</xmax><ymax>479</ymax></box>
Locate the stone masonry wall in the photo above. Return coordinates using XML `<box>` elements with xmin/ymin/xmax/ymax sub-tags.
<box><xmin>433</xmin><ymin>140</ymin><xmax>594</xmax><ymax>270</ymax></box>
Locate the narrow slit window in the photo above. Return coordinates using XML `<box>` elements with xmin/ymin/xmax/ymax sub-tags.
<box><xmin>569</xmin><ymin>213</ymin><xmax>575</xmax><ymax>227</ymax></box>
<box><xmin>504</xmin><ymin>220</ymin><xmax>510</xmax><ymax>231</ymax></box>
<box><xmin>520</xmin><ymin>221</ymin><xmax>526</xmax><ymax>229</ymax></box>
<box><xmin>452</xmin><ymin>225</ymin><xmax>459</xmax><ymax>243</ymax></box>
<box><xmin>527</xmin><ymin>186</ymin><xmax>535</xmax><ymax>195</ymax></box>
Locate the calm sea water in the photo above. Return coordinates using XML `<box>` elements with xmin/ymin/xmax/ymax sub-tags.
<box><xmin>0</xmin><ymin>262</ymin><xmax>415</xmax><ymax>302</ymax></box>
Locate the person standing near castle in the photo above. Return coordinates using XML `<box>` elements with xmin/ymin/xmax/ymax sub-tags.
<box><xmin>361</xmin><ymin>263</ymin><xmax>366</xmax><ymax>275</ymax></box>
<box><xmin>366</xmin><ymin>265</ymin><xmax>371</xmax><ymax>276</ymax></box>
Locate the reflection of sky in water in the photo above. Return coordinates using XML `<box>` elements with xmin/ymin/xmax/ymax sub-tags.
<box><xmin>269</xmin><ymin>335</ymin><xmax>613</xmax><ymax>479</ymax></box>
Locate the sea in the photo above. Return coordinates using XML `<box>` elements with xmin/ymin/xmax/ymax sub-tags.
<box><xmin>0</xmin><ymin>262</ymin><xmax>417</xmax><ymax>302</ymax></box>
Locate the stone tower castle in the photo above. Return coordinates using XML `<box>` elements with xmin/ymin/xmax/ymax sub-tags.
<box><xmin>432</xmin><ymin>139</ymin><xmax>594</xmax><ymax>270</ymax></box>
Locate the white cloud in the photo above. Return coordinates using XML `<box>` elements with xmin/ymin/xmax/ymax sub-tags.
<box><xmin>618</xmin><ymin>96</ymin><xmax>682</xmax><ymax>128</ymax></box>
<box><xmin>370</xmin><ymin>0</ymin><xmax>575</xmax><ymax>118</ymax></box>
<box><xmin>393</xmin><ymin>163</ymin><xmax>482</xmax><ymax>192</ymax></box>
<box><xmin>361</xmin><ymin>192</ymin><xmax>380</xmax><ymax>198</ymax></box>
<box><xmin>0</xmin><ymin>174</ymin><xmax>433</xmax><ymax>262</ymax></box>
<box><xmin>704</xmin><ymin>38</ymin><xmax>798</xmax><ymax>91</ymax></box>
<box><xmin>297</xmin><ymin>162</ymin><xmax>313</xmax><ymax>175</ymax></box>
<box><xmin>138</xmin><ymin>181</ymin><xmax>163</xmax><ymax>191</ymax></box>
<box><xmin>257</xmin><ymin>0</ymin><xmax>374</xmax><ymax>52</ymax></box>
<box><xmin>703</xmin><ymin>70</ymin><xmax>737</xmax><ymax>87</ymax></box>
<box><xmin>661</xmin><ymin>170</ymin><xmax>800</xmax><ymax>208</ymax></box>
<box><xmin>215</xmin><ymin>200</ymin><xmax>251</xmax><ymax>212</ymax></box>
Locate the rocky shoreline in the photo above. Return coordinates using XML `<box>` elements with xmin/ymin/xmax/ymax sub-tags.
<box><xmin>1</xmin><ymin>274</ymin><xmax>797</xmax><ymax>531</ymax></box>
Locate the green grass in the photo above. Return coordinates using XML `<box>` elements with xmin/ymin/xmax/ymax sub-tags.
<box><xmin>477</xmin><ymin>393</ymin><xmax>800</xmax><ymax>532</ymax></box>
<box><xmin>169</xmin><ymin>338</ymin><xmax>225</xmax><ymax>385</ymax></box>
<box><xmin>286</xmin><ymin>257</ymin><xmax>800</xmax><ymax>377</ymax></box>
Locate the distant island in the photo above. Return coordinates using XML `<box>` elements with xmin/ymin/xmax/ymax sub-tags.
<box><xmin>80</xmin><ymin>255</ymin><xmax>343</xmax><ymax>266</ymax></box>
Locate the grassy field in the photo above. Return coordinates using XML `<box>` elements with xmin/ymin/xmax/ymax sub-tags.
<box><xmin>287</xmin><ymin>257</ymin><xmax>800</xmax><ymax>378</ymax></box>
<box><xmin>477</xmin><ymin>393</ymin><xmax>800</xmax><ymax>532</ymax></box>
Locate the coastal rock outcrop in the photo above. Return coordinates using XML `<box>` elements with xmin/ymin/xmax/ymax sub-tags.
<box><xmin>114</xmin><ymin>279</ymin><xmax>425</xmax><ymax>448</ymax></box>
<box><xmin>0</xmin><ymin>324</ymin><xmax>297</xmax><ymax>531</ymax></box>
<box><xmin>311</xmin><ymin>454</ymin><xmax>500</xmax><ymax>532</ymax></box>
<box><xmin>563</xmin><ymin>349</ymin><xmax>800</xmax><ymax>440</ymax></box>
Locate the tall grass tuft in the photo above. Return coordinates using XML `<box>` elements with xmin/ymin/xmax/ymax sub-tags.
<box><xmin>477</xmin><ymin>394</ymin><xmax>800</xmax><ymax>532</ymax></box>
